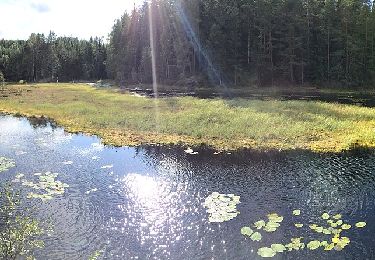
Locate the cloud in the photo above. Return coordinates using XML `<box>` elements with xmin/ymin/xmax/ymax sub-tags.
<box><xmin>30</xmin><ymin>2</ymin><xmax>50</xmax><ymax>13</ymax></box>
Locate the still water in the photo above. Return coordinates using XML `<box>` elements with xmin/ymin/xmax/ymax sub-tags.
<box><xmin>0</xmin><ymin>115</ymin><xmax>374</xmax><ymax>260</ymax></box>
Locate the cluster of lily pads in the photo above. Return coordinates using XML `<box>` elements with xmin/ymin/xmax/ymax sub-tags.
<box><xmin>14</xmin><ymin>172</ymin><xmax>69</xmax><ymax>202</ymax></box>
<box><xmin>203</xmin><ymin>192</ymin><xmax>240</xmax><ymax>223</ymax></box>
<box><xmin>240</xmin><ymin>209</ymin><xmax>367</xmax><ymax>258</ymax></box>
<box><xmin>0</xmin><ymin>157</ymin><xmax>15</xmax><ymax>173</ymax></box>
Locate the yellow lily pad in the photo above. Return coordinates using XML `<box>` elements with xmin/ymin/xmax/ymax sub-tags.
<box><xmin>250</xmin><ymin>232</ymin><xmax>262</xmax><ymax>242</ymax></box>
<box><xmin>333</xmin><ymin>214</ymin><xmax>342</xmax><ymax>220</ymax></box>
<box><xmin>257</xmin><ymin>247</ymin><xmax>276</xmax><ymax>258</ymax></box>
<box><xmin>295</xmin><ymin>223</ymin><xmax>304</xmax><ymax>228</ymax></box>
<box><xmin>322</xmin><ymin>213</ymin><xmax>330</xmax><ymax>220</ymax></box>
<box><xmin>292</xmin><ymin>210</ymin><xmax>301</xmax><ymax>216</ymax></box>
<box><xmin>271</xmin><ymin>244</ymin><xmax>286</xmax><ymax>253</ymax></box>
<box><xmin>307</xmin><ymin>240</ymin><xmax>320</xmax><ymax>250</ymax></box>
<box><xmin>241</xmin><ymin>227</ymin><xmax>253</xmax><ymax>237</ymax></box>
<box><xmin>341</xmin><ymin>224</ymin><xmax>351</xmax><ymax>230</ymax></box>
<box><xmin>355</xmin><ymin>222</ymin><xmax>366</xmax><ymax>228</ymax></box>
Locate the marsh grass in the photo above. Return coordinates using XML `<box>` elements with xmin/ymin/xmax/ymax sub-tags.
<box><xmin>1</xmin><ymin>83</ymin><xmax>375</xmax><ymax>152</ymax></box>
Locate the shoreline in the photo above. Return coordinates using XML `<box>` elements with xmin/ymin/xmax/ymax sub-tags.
<box><xmin>1</xmin><ymin>83</ymin><xmax>375</xmax><ymax>153</ymax></box>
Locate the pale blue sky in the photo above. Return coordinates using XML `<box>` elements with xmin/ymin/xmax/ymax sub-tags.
<box><xmin>0</xmin><ymin>0</ymin><xmax>143</xmax><ymax>40</ymax></box>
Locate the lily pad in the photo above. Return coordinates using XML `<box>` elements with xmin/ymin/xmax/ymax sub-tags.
<box><xmin>267</xmin><ymin>213</ymin><xmax>283</xmax><ymax>223</ymax></box>
<box><xmin>307</xmin><ymin>240</ymin><xmax>321</xmax><ymax>250</ymax></box>
<box><xmin>241</xmin><ymin>227</ymin><xmax>253</xmax><ymax>237</ymax></box>
<box><xmin>292</xmin><ymin>210</ymin><xmax>301</xmax><ymax>216</ymax></box>
<box><xmin>333</xmin><ymin>214</ymin><xmax>342</xmax><ymax>220</ymax></box>
<box><xmin>257</xmin><ymin>247</ymin><xmax>276</xmax><ymax>258</ymax></box>
<box><xmin>271</xmin><ymin>244</ymin><xmax>286</xmax><ymax>253</ymax></box>
<box><xmin>321</xmin><ymin>213</ymin><xmax>330</xmax><ymax>220</ymax></box>
<box><xmin>204</xmin><ymin>192</ymin><xmax>240</xmax><ymax>223</ymax></box>
<box><xmin>0</xmin><ymin>157</ymin><xmax>16</xmax><ymax>173</ymax></box>
<box><xmin>295</xmin><ymin>223</ymin><xmax>303</xmax><ymax>228</ymax></box>
<box><xmin>254</xmin><ymin>220</ymin><xmax>266</xmax><ymax>229</ymax></box>
<box><xmin>264</xmin><ymin>225</ymin><xmax>277</xmax><ymax>233</ymax></box>
<box><xmin>250</xmin><ymin>232</ymin><xmax>262</xmax><ymax>242</ymax></box>
<box><xmin>355</xmin><ymin>222</ymin><xmax>366</xmax><ymax>228</ymax></box>
<box><xmin>324</xmin><ymin>243</ymin><xmax>335</xmax><ymax>251</ymax></box>
<box><xmin>341</xmin><ymin>224</ymin><xmax>351</xmax><ymax>230</ymax></box>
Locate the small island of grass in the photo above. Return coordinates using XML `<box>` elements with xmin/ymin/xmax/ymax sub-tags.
<box><xmin>1</xmin><ymin>83</ymin><xmax>375</xmax><ymax>153</ymax></box>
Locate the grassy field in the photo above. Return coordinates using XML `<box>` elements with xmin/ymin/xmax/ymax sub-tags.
<box><xmin>1</xmin><ymin>83</ymin><xmax>375</xmax><ymax>152</ymax></box>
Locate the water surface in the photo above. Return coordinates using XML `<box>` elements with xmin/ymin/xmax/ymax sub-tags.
<box><xmin>0</xmin><ymin>115</ymin><xmax>374</xmax><ymax>259</ymax></box>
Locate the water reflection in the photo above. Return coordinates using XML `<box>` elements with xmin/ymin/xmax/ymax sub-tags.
<box><xmin>0</xmin><ymin>115</ymin><xmax>374</xmax><ymax>259</ymax></box>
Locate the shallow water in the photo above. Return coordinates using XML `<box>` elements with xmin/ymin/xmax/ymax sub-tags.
<box><xmin>0</xmin><ymin>115</ymin><xmax>374</xmax><ymax>260</ymax></box>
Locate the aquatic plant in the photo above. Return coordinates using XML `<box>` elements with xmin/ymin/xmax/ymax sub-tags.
<box><xmin>204</xmin><ymin>192</ymin><xmax>240</xmax><ymax>223</ymax></box>
<box><xmin>0</xmin><ymin>185</ymin><xmax>46</xmax><ymax>259</ymax></box>
<box><xmin>239</xmin><ymin>209</ymin><xmax>368</xmax><ymax>258</ymax></box>
<box><xmin>0</xmin><ymin>157</ymin><xmax>15</xmax><ymax>173</ymax></box>
<box><xmin>17</xmin><ymin>172</ymin><xmax>69</xmax><ymax>202</ymax></box>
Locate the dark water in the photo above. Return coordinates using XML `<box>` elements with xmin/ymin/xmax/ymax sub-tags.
<box><xmin>0</xmin><ymin>115</ymin><xmax>374</xmax><ymax>260</ymax></box>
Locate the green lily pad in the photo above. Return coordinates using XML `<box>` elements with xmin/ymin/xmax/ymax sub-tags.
<box><xmin>322</xmin><ymin>229</ymin><xmax>331</xmax><ymax>235</ymax></box>
<box><xmin>321</xmin><ymin>213</ymin><xmax>330</xmax><ymax>220</ymax></box>
<box><xmin>333</xmin><ymin>214</ymin><xmax>342</xmax><ymax>220</ymax></box>
<box><xmin>257</xmin><ymin>247</ymin><xmax>276</xmax><ymax>258</ymax></box>
<box><xmin>307</xmin><ymin>240</ymin><xmax>321</xmax><ymax>250</ymax></box>
<box><xmin>241</xmin><ymin>227</ymin><xmax>253</xmax><ymax>237</ymax></box>
<box><xmin>341</xmin><ymin>224</ymin><xmax>351</xmax><ymax>230</ymax></box>
<box><xmin>324</xmin><ymin>243</ymin><xmax>335</xmax><ymax>251</ymax></box>
<box><xmin>336</xmin><ymin>220</ymin><xmax>343</xmax><ymax>226</ymax></box>
<box><xmin>0</xmin><ymin>157</ymin><xmax>16</xmax><ymax>173</ymax></box>
<box><xmin>250</xmin><ymin>232</ymin><xmax>262</xmax><ymax>242</ymax></box>
<box><xmin>204</xmin><ymin>192</ymin><xmax>240</xmax><ymax>223</ymax></box>
<box><xmin>355</xmin><ymin>222</ymin><xmax>366</xmax><ymax>228</ymax></box>
<box><xmin>254</xmin><ymin>220</ymin><xmax>266</xmax><ymax>229</ymax></box>
<box><xmin>271</xmin><ymin>244</ymin><xmax>286</xmax><ymax>253</ymax></box>
<box><xmin>267</xmin><ymin>213</ymin><xmax>283</xmax><ymax>223</ymax></box>
<box><xmin>292</xmin><ymin>210</ymin><xmax>301</xmax><ymax>216</ymax></box>
<box><xmin>295</xmin><ymin>223</ymin><xmax>303</xmax><ymax>228</ymax></box>
<box><xmin>315</xmin><ymin>226</ymin><xmax>324</xmax><ymax>233</ymax></box>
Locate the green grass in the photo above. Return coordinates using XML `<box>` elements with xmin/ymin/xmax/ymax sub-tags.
<box><xmin>1</xmin><ymin>83</ymin><xmax>375</xmax><ymax>152</ymax></box>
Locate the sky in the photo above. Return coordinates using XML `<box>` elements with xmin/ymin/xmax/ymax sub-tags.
<box><xmin>0</xmin><ymin>0</ymin><xmax>144</xmax><ymax>40</ymax></box>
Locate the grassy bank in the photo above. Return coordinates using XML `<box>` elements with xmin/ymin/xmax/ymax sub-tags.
<box><xmin>1</xmin><ymin>83</ymin><xmax>375</xmax><ymax>152</ymax></box>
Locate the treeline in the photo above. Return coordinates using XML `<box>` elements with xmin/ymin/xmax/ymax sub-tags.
<box><xmin>1</xmin><ymin>0</ymin><xmax>375</xmax><ymax>88</ymax></box>
<box><xmin>108</xmin><ymin>0</ymin><xmax>375</xmax><ymax>87</ymax></box>
<box><xmin>0</xmin><ymin>32</ymin><xmax>107</xmax><ymax>82</ymax></box>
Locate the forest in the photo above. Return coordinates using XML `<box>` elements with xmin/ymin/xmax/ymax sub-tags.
<box><xmin>1</xmin><ymin>0</ymin><xmax>375</xmax><ymax>88</ymax></box>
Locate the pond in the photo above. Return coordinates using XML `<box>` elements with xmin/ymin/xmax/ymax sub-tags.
<box><xmin>0</xmin><ymin>115</ymin><xmax>374</xmax><ymax>259</ymax></box>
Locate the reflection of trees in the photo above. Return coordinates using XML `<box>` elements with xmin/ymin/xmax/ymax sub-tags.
<box><xmin>26</xmin><ymin>116</ymin><xmax>57</xmax><ymax>129</ymax></box>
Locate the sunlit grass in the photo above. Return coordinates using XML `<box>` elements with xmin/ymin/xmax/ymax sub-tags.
<box><xmin>1</xmin><ymin>83</ymin><xmax>375</xmax><ymax>152</ymax></box>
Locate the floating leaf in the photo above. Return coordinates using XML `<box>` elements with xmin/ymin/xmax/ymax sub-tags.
<box><xmin>333</xmin><ymin>214</ymin><xmax>342</xmax><ymax>220</ymax></box>
<box><xmin>204</xmin><ymin>192</ymin><xmax>240</xmax><ymax>223</ymax></box>
<box><xmin>336</xmin><ymin>220</ymin><xmax>343</xmax><ymax>226</ymax></box>
<box><xmin>250</xmin><ymin>232</ymin><xmax>262</xmax><ymax>242</ymax></box>
<box><xmin>332</xmin><ymin>236</ymin><xmax>340</xmax><ymax>244</ymax></box>
<box><xmin>271</xmin><ymin>244</ymin><xmax>286</xmax><ymax>253</ymax></box>
<box><xmin>322</xmin><ymin>229</ymin><xmax>332</xmax><ymax>235</ymax></box>
<box><xmin>254</xmin><ymin>220</ymin><xmax>266</xmax><ymax>229</ymax></box>
<box><xmin>295</xmin><ymin>223</ymin><xmax>303</xmax><ymax>228</ymax></box>
<box><xmin>324</xmin><ymin>243</ymin><xmax>335</xmax><ymax>251</ymax></box>
<box><xmin>355</xmin><ymin>222</ymin><xmax>366</xmax><ymax>228</ymax></box>
<box><xmin>307</xmin><ymin>240</ymin><xmax>321</xmax><ymax>250</ymax></box>
<box><xmin>292</xmin><ymin>210</ymin><xmax>301</xmax><ymax>216</ymax></box>
<box><xmin>241</xmin><ymin>227</ymin><xmax>253</xmax><ymax>237</ymax></box>
<box><xmin>315</xmin><ymin>226</ymin><xmax>324</xmax><ymax>233</ymax></box>
<box><xmin>268</xmin><ymin>213</ymin><xmax>283</xmax><ymax>223</ymax></box>
<box><xmin>320</xmin><ymin>241</ymin><xmax>328</xmax><ymax>247</ymax></box>
<box><xmin>321</xmin><ymin>213</ymin><xmax>330</xmax><ymax>220</ymax></box>
<box><xmin>0</xmin><ymin>157</ymin><xmax>16</xmax><ymax>173</ymax></box>
<box><xmin>341</xmin><ymin>224</ymin><xmax>351</xmax><ymax>230</ymax></box>
<box><xmin>309</xmin><ymin>224</ymin><xmax>318</xmax><ymax>230</ymax></box>
<box><xmin>257</xmin><ymin>247</ymin><xmax>276</xmax><ymax>258</ymax></box>
<box><xmin>264</xmin><ymin>225</ymin><xmax>277</xmax><ymax>233</ymax></box>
